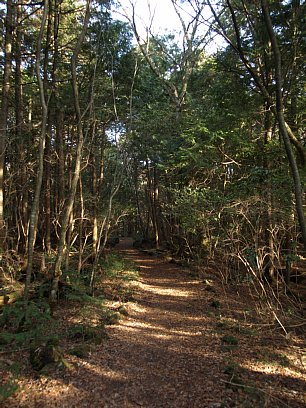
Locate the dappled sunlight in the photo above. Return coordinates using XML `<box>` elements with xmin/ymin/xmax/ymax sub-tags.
<box><xmin>117</xmin><ymin>320</ymin><xmax>206</xmax><ymax>340</ymax></box>
<box><xmin>137</xmin><ymin>265</ymin><xmax>152</xmax><ymax>269</ymax></box>
<box><xmin>236</xmin><ymin>363</ymin><xmax>306</xmax><ymax>406</ymax></box>
<box><xmin>137</xmin><ymin>281</ymin><xmax>196</xmax><ymax>298</ymax></box>
<box><xmin>241</xmin><ymin>359</ymin><xmax>306</xmax><ymax>378</ymax></box>
<box><xmin>80</xmin><ymin>361</ymin><xmax>127</xmax><ymax>381</ymax></box>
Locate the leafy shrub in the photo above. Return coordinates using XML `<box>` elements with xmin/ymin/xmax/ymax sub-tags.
<box><xmin>69</xmin><ymin>344</ymin><xmax>92</xmax><ymax>358</ymax></box>
<box><xmin>67</xmin><ymin>323</ymin><xmax>108</xmax><ymax>344</ymax></box>
<box><xmin>64</xmin><ymin>287</ymin><xmax>104</xmax><ymax>305</ymax></box>
<box><xmin>0</xmin><ymin>300</ymin><xmax>51</xmax><ymax>333</ymax></box>
<box><xmin>221</xmin><ymin>335</ymin><xmax>239</xmax><ymax>345</ymax></box>
<box><xmin>101</xmin><ymin>254</ymin><xmax>139</xmax><ymax>281</ymax></box>
<box><xmin>0</xmin><ymin>300</ymin><xmax>56</xmax><ymax>349</ymax></box>
<box><xmin>100</xmin><ymin>309</ymin><xmax>121</xmax><ymax>325</ymax></box>
<box><xmin>0</xmin><ymin>332</ymin><xmax>14</xmax><ymax>346</ymax></box>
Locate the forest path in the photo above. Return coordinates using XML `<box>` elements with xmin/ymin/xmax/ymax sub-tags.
<box><xmin>6</xmin><ymin>238</ymin><xmax>305</xmax><ymax>407</ymax></box>
<box><xmin>65</xmin><ymin>237</ymin><xmax>228</xmax><ymax>407</ymax></box>
<box><xmin>99</xmin><ymin>237</ymin><xmax>224</xmax><ymax>407</ymax></box>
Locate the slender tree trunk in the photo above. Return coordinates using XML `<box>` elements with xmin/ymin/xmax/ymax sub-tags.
<box><xmin>64</xmin><ymin>211</ymin><xmax>74</xmax><ymax>272</ymax></box>
<box><xmin>56</xmin><ymin>110</ymin><xmax>65</xmax><ymax>214</ymax></box>
<box><xmin>24</xmin><ymin>0</ymin><xmax>49</xmax><ymax>301</ymax></box>
<box><xmin>77</xmin><ymin>177</ymin><xmax>84</xmax><ymax>274</ymax></box>
<box><xmin>261</xmin><ymin>0</ymin><xmax>306</xmax><ymax>252</ymax></box>
<box><xmin>145</xmin><ymin>161</ymin><xmax>158</xmax><ymax>243</ymax></box>
<box><xmin>153</xmin><ymin>166</ymin><xmax>162</xmax><ymax>248</ymax></box>
<box><xmin>263</xmin><ymin>103</ymin><xmax>275</xmax><ymax>279</ymax></box>
<box><xmin>92</xmin><ymin>150</ymin><xmax>98</xmax><ymax>255</ymax></box>
<box><xmin>51</xmin><ymin>0</ymin><xmax>92</xmax><ymax>302</ymax></box>
<box><xmin>91</xmin><ymin>125</ymin><xmax>106</xmax><ymax>256</ymax></box>
<box><xmin>15</xmin><ymin>1</ymin><xmax>27</xmax><ymax>252</ymax></box>
<box><xmin>53</xmin><ymin>0</ymin><xmax>64</xmax><ymax>221</ymax></box>
<box><xmin>42</xmin><ymin>1</ymin><xmax>53</xmax><ymax>254</ymax></box>
<box><xmin>0</xmin><ymin>0</ymin><xmax>14</xmax><ymax>250</ymax></box>
<box><xmin>133</xmin><ymin>161</ymin><xmax>145</xmax><ymax>237</ymax></box>
<box><xmin>43</xmin><ymin>125</ymin><xmax>52</xmax><ymax>253</ymax></box>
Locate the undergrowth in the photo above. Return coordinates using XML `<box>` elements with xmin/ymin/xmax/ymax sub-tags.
<box><xmin>0</xmin><ymin>252</ymin><xmax>138</xmax><ymax>401</ymax></box>
<box><xmin>101</xmin><ymin>253</ymin><xmax>140</xmax><ymax>281</ymax></box>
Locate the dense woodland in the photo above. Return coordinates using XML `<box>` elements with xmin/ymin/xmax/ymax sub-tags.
<box><xmin>0</xmin><ymin>0</ymin><xmax>305</xmax><ymax>325</ymax></box>
<box><xmin>0</xmin><ymin>0</ymin><xmax>305</xmax><ymax>404</ymax></box>
<box><xmin>0</xmin><ymin>0</ymin><xmax>305</xmax><ymax>299</ymax></box>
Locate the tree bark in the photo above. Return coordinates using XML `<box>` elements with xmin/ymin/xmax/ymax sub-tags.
<box><xmin>263</xmin><ymin>103</ymin><xmax>275</xmax><ymax>279</ymax></box>
<box><xmin>50</xmin><ymin>0</ymin><xmax>92</xmax><ymax>302</ymax></box>
<box><xmin>0</xmin><ymin>0</ymin><xmax>14</xmax><ymax>250</ymax></box>
<box><xmin>77</xmin><ymin>177</ymin><xmax>84</xmax><ymax>274</ymax></box>
<box><xmin>24</xmin><ymin>0</ymin><xmax>49</xmax><ymax>301</ymax></box>
<box><xmin>15</xmin><ymin>1</ymin><xmax>27</xmax><ymax>252</ymax></box>
<box><xmin>42</xmin><ymin>0</ymin><xmax>53</xmax><ymax>254</ymax></box>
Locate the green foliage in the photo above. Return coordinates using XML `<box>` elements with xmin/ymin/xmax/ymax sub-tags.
<box><xmin>64</xmin><ymin>285</ymin><xmax>104</xmax><ymax>305</ymax></box>
<box><xmin>67</xmin><ymin>323</ymin><xmax>108</xmax><ymax>344</ymax></box>
<box><xmin>0</xmin><ymin>300</ymin><xmax>51</xmax><ymax>333</ymax></box>
<box><xmin>69</xmin><ymin>344</ymin><xmax>92</xmax><ymax>359</ymax></box>
<box><xmin>223</xmin><ymin>361</ymin><xmax>240</xmax><ymax>376</ymax></box>
<box><xmin>101</xmin><ymin>253</ymin><xmax>139</xmax><ymax>281</ymax></box>
<box><xmin>260</xmin><ymin>351</ymin><xmax>290</xmax><ymax>368</ymax></box>
<box><xmin>221</xmin><ymin>335</ymin><xmax>239</xmax><ymax>345</ymax></box>
<box><xmin>0</xmin><ymin>300</ymin><xmax>56</xmax><ymax>349</ymax></box>
<box><xmin>0</xmin><ymin>379</ymin><xmax>18</xmax><ymax>401</ymax></box>
<box><xmin>0</xmin><ymin>332</ymin><xmax>14</xmax><ymax>346</ymax></box>
<box><xmin>100</xmin><ymin>308</ymin><xmax>120</xmax><ymax>325</ymax></box>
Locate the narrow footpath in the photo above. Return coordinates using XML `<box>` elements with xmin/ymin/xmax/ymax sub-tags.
<box><xmin>99</xmin><ymin>238</ymin><xmax>226</xmax><ymax>407</ymax></box>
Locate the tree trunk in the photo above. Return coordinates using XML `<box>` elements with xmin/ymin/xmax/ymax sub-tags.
<box><xmin>50</xmin><ymin>0</ymin><xmax>92</xmax><ymax>302</ymax></box>
<box><xmin>42</xmin><ymin>2</ymin><xmax>53</xmax><ymax>254</ymax></box>
<box><xmin>24</xmin><ymin>0</ymin><xmax>49</xmax><ymax>301</ymax></box>
<box><xmin>133</xmin><ymin>161</ymin><xmax>145</xmax><ymax>238</ymax></box>
<box><xmin>145</xmin><ymin>161</ymin><xmax>158</xmax><ymax>244</ymax></box>
<box><xmin>263</xmin><ymin>103</ymin><xmax>275</xmax><ymax>280</ymax></box>
<box><xmin>15</xmin><ymin>1</ymin><xmax>27</xmax><ymax>252</ymax></box>
<box><xmin>92</xmin><ymin>149</ymin><xmax>98</xmax><ymax>255</ymax></box>
<box><xmin>0</xmin><ymin>0</ymin><xmax>13</xmax><ymax>250</ymax></box>
<box><xmin>77</xmin><ymin>177</ymin><xmax>84</xmax><ymax>274</ymax></box>
<box><xmin>89</xmin><ymin>175</ymin><xmax>122</xmax><ymax>293</ymax></box>
<box><xmin>43</xmin><ymin>124</ymin><xmax>52</xmax><ymax>253</ymax></box>
<box><xmin>56</xmin><ymin>110</ymin><xmax>65</xmax><ymax>215</ymax></box>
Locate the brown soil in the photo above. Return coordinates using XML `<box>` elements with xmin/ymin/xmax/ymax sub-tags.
<box><xmin>1</xmin><ymin>238</ymin><xmax>305</xmax><ymax>407</ymax></box>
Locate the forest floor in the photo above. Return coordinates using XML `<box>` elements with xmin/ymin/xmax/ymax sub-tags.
<box><xmin>1</xmin><ymin>238</ymin><xmax>305</xmax><ymax>407</ymax></box>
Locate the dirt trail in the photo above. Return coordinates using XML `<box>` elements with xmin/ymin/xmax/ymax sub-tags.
<box><xmin>5</xmin><ymin>238</ymin><xmax>306</xmax><ymax>407</ymax></box>
<box><xmin>105</xmin><ymin>238</ymin><xmax>224</xmax><ymax>407</ymax></box>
